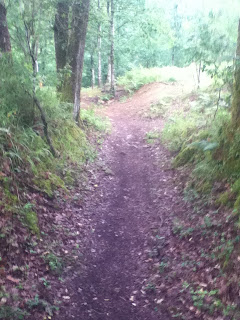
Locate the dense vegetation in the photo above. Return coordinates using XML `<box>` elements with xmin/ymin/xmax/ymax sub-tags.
<box><xmin>1</xmin><ymin>0</ymin><xmax>240</xmax><ymax>318</ymax></box>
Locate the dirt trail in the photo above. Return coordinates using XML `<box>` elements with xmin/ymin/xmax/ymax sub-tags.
<box><xmin>58</xmin><ymin>83</ymin><xmax>192</xmax><ymax>319</ymax></box>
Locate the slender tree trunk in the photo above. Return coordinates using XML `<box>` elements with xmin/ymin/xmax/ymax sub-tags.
<box><xmin>32</xmin><ymin>94</ymin><xmax>56</xmax><ymax>157</ymax></box>
<box><xmin>97</xmin><ymin>0</ymin><xmax>102</xmax><ymax>88</ymax></box>
<box><xmin>110</xmin><ymin>0</ymin><xmax>115</xmax><ymax>96</ymax></box>
<box><xmin>106</xmin><ymin>0</ymin><xmax>111</xmax><ymax>86</ymax></box>
<box><xmin>91</xmin><ymin>54</ymin><xmax>95</xmax><ymax>89</ymax></box>
<box><xmin>54</xmin><ymin>2</ymin><xmax>69</xmax><ymax>74</ymax></box>
<box><xmin>71</xmin><ymin>0</ymin><xmax>90</xmax><ymax>124</ymax></box>
<box><xmin>107</xmin><ymin>57</ymin><xmax>111</xmax><ymax>84</ymax></box>
<box><xmin>0</xmin><ymin>1</ymin><xmax>11</xmax><ymax>53</ymax></box>
<box><xmin>232</xmin><ymin>20</ymin><xmax>240</xmax><ymax>128</ymax></box>
<box><xmin>196</xmin><ymin>61</ymin><xmax>201</xmax><ymax>89</ymax></box>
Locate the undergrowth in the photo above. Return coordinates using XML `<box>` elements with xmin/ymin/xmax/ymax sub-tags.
<box><xmin>117</xmin><ymin>67</ymin><xmax>164</xmax><ymax>92</ymax></box>
<box><xmin>0</xmin><ymin>85</ymin><xmax>109</xmax><ymax>201</ymax></box>
<box><xmin>117</xmin><ymin>64</ymin><xmax>211</xmax><ymax>93</ymax></box>
<box><xmin>159</xmin><ymin>86</ymin><xmax>240</xmax><ymax>318</ymax></box>
<box><xmin>0</xmin><ymin>65</ymin><xmax>109</xmax><ymax>317</ymax></box>
<box><xmin>161</xmin><ymin>88</ymin><xmax>233</xmax><ymax>189</ymax></box>
<box><xmin>117</xmin><ymin>66</ymin><xmax>186</xmax><ymax>92</ymax></box>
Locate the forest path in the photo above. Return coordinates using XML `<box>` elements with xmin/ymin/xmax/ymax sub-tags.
<box><xmin>58</xmin><ymin>82</ymin><xmax>194</xmax><ymax>320</ymax></box>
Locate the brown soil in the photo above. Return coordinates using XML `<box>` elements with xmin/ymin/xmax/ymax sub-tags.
<box><xmin>55</xmin><ymin>82</ymin><xmax>189</xmax><ymax>319</ymax></box>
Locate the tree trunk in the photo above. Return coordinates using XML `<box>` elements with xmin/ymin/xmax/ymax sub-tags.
<box><xmin>32</xmin><ymin>94</ymin><xmax>57</xmax><ymax>157</ymax></box>
<box><xmin>0</xmin><ymin>1</ymin><xmax>11</xmax><ymax>53</ymax></box>
<box><xmin>110</xmin><ymin>0</ymin><xmax>115</xmax><ymax>96</ymax></box>
<box><xmin>105</xmin><ymin>0</ymin><xmax>111</xmax><ymax>86</ymax></box>
<box><xmin>91</xmin><ymin>54</ymin><xmax>95</xmax><ymax>89</ymax></box>
<box><xmin>232</xmin><ymin>20</ymin><xmax>240</xmax><ymax>128</ymax></box>
<box><xmin>97</xmin><ymin>0</ymin><xmax>102</xmax><ymax>88</ymax></box>
<box><xmin>71</xmin><ymin>0</ymin><xmax>90</xmax><ymax>124</ymax></box>
<box><xmin>107</xmin><ymin>57</ymin><xmax>111</xmax><ymax>84</ymax></box>
<box><xmin>196</xmin><ymin>61</ymin><xmax>201</xmax><ymax>89</ymax></box>
<box><xmin>54</xmin><ymin>2</ymin><xmax>69</xmax><ymax>73</ymax></box>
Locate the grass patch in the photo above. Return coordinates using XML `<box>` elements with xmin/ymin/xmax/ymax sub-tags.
<box><xmin>145</xmin><ymin>98</ymin><xmax>172</xmax><ymax>119</ymax></box>
<box><xmin>118</xmin><ymin>67</ymin><xmax>164</xmax><ymax>92</ymax></box>
<box><xmin>81</xmin><ymin>87</ymin><xmax>102</xmax><ymax>98</ymax></box>
<box><xmin>81</xmin><ymin>108</ymin><xmax>110</xmax><ymax>133</ymax></box>
<box><xmin>117</xmin><ymin>64</ymin><xmax>211</xmax><ymax>93</ymax></box>
<box><xmin>145</xmin><ymin>131</ymin><xmax>160</xmax><ymax>144</ymax></box>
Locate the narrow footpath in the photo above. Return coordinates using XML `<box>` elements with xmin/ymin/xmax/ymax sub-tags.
<box><xmin>57</xmin><ymin>83</ymin><xmax>200</xmax><ymax>320</ymax></box>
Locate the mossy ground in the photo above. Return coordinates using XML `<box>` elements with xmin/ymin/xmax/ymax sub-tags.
<box><xmin>0</xmin><ymin>85</ymin><xmax>110</xmax><ymax>319</ymax></box>
<box><xmin>173</xmin><ymin>146</ymin><xmax>197</xmax><ymax>168</ymax></box>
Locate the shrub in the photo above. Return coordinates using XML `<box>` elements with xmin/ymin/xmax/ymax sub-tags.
<box><xmin>117</xmin><ymin>67</ymin><xmax>164</xmax><ymax>92</ymax></box>
<box><xmin>161</xmin><ymin>112</ymin><xmax>199</xmax><ymax>151</ymax></box>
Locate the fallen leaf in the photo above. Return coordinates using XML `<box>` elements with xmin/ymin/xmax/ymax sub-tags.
<box><xmin>6</xmin><ymin>275</ymin><xmax>20</xmax><ymax>284</ymax></box>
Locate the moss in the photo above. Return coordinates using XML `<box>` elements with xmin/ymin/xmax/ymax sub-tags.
<box><xmin>24</xmin><ymin>210</ymin><xmax>40</xmax><ymax>236</ymax></box>
<box><xmin>61</xmin><ymin>77</ymin><xmax>73</xmax><ymax>103</ymax></box>
<box><xmin>196</xmin><ymin>181</ymin><xmax>212</xmax><ymax>194</ymax></box>
<box><xmin>222</xmin><ymin>257</ymin><xmax>233</xmax><ymax>271</ymax></box>
<box><xmin>184</xmin><ymin>130</ymin><xmax>210</xmax><ymax>148</ymax></box>
<box><xmin>34</xmin><ymin>178</ymin><xmax>53</xmax><ymax>197</ymax></box>
<box><xmin>34</xmin><ymin>173</ymin><xmax>66</xmax><ymax>197</ymax></box>
<box><xmin>216</xmin><ymin>191</ymin><xmax>232</xmax><ymax>207</ymax></box>
<box><xmin>0</xmin><ymin>187</ymin><xmax>19</xmax><ymax>214</ymax></box>
<box><xmin>48</xmin><ymin>173</ymin><xmax>65</xmax><ymax>189</ymax></box>
<box><xmin>63</xmin><ymin>170</ymin><xmax>75</xmax><ymax>186</ymax></box>
<box><xmin>173</xmin><ymin>147</ymin><xmax>196</xmax><ymax>168</ymax></box>
<box><xmin>234</xmin><ymin>194</ymin><xmax>240</xmax><ymax>210</ymax></box>
<box><xmin>232</xmin><ymin>178</ymin><xmax>240</xmax><ymax>194</ymax></box>
<box><xmin>223</xmin><ymin>159</ymin><xmax>240</xmax><ymax>177</ymax></box>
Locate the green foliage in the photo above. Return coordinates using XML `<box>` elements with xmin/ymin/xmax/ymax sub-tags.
<box><xmin>44</xmin><ymin>253</ymin><xmax>63</xmax><ymax>275</ymax></box>
<box><xmin>145</xmin><ymin>131</ymin><xmax>160</xmax><ymax>144</ymax></box>
<box><xmin>173</xmin><ymin>147</ymin><xmax>197</xmax><ymax>167</ymax></box>
<box><xmin>191</xmin><ymin>140</ymin><xmax>219</xmax><ymax>152</ymax></box>
<box><xmin>216</xmin><ymin>191</ymin><xmax>232</xmax><ymax>207</ymax></box>
<box><xmin>234</xmin><ymin>195</ymin><xmax>240</xmax><ymax>211</ymax></box>
<box><xmin>26</xmin><ymin>294</ymin><xmax>59</xmax><ymax>316</ymax></box>
<box><xmin>81</xmin><ymin>108</ymin><xmax>110</xmax><ymax>132</ymax></box>
<box><xmin>162</xmin><ymin>113</ymin><xmax>199</xmax><ymax>151</ymax></box>
<box><xmin>0</xmin><ymin>58</ymin><xmax>34</xmax><ymax>127</ymax></box>
<box><xmin>161</xmin><ymin>88</ymin><xmax>238</xmax><ymax>198</ymax></box>
<box><xmin>0</xmin><ymin>306</ymin><xmax>29</xmax><ymax>320</ymax></box>
<box><xmin>22</xmin><ymin>206</ymin><xmax>40</xmax><ymax>236</ymax></box>
<box><xmin>34</xmin><ymin>173</ymin><xmax>66</xmax><ymax>198</ymax></box>
<box><xmin>232</xmin><ymin>178</ymin><xmax>240</xmax><ymax>194</ymax></box>
<box><xmin>118</xmin><ymin>67</ymin><xmax>164</xmax><ymax>92</ymax></box>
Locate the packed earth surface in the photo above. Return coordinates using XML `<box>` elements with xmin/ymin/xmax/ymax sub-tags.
<box><xmin>55</xmin><ymin>83</ymin><xmax>235</xmax><ymax>320</ymax></box>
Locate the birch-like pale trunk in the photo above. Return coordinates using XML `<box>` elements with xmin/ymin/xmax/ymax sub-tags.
<box><xmin>91</xmin><ymin>54</ymin><xmax>95</xmax><ymax>89</ymax></box>
<box><xmin>106</xmin><ymin>0</ymin><xmax>111</xmax><ymax>86</ymax></box>
<box><xmin>110</xmin><ymin>0</ymin><xmax>115</xmax><ymax>96</ymax></box>
<box><xmin>97</xmin><ymin>0</ymin><xmax>102</xmax><ymax>87</ymax></box>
